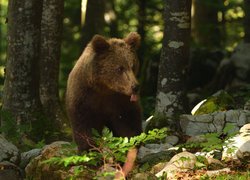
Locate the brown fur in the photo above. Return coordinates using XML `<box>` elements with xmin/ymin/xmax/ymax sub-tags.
<box><xmin>66</xmin><ymin>32</ymin><xmax>142</xmax><ymax>151</ymax></box>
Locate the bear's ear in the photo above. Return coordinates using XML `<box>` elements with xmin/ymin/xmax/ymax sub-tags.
<box><xmin>91</xmin><ymin>35</ymin><xmax>110</xmax><ymax>53</ymax></box>
<box><xmin>124</xmin><ymin>32</ymin><xmax>141</xmax><ymax>50</ymax></box>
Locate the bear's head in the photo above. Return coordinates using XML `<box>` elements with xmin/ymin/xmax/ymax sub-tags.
<box><xmin>90</xmin><ymin>32</ymin><xmax>141</xmax><ymax>101</ymax></box>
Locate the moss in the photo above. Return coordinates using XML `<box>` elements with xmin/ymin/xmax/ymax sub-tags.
<box><xmin>194</xmin><ymin>90</ymin><xmax>235</xmax><ymax>115</ymax></box>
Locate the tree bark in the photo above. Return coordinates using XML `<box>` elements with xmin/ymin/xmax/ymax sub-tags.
<box><xmin>3</xmin><ymin>0</ymin><xmax>44</xmax><ymax>140</ymax></box>
<box><xmin>136</xmin><ymin>0</ymin><xmax>147</xmax><ymax>91</ymax></box>
<box><xmin>82</xmin><ymin>0</ymin><xmax>105</xmax><ymax>48</ymax></box>
<box><xmin>244</xmin><ymin>0</ymin><xmax>250</xmax><ymax>43</ymax></box>
<box><xmin>156</xmin><ymin>0</ymin><xmax>191</xmax><ymax>119</ymax></box>
<box><xmin>108</xmin><ymin>0</ymin><xmax>118</xmax><ymax>37</ymax></box>
<box><xmin>192</xmin><ymin>0</ymin><xmax>223</xmax><ymax>47</ymax></box>
<box><xmin>40</xmin><ymin>0</ymin><xmax>65</xmax><ymax>138</ymax></box>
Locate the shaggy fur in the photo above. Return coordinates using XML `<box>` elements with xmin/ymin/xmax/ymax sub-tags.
<box><xmin>66</xmin><ymin>32</ymin><xmax>142</xmax><ymax>151</ymax></box>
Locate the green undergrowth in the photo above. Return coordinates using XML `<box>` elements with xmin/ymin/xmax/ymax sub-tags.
<box><xmin>43</xmin><ymin>127</ymin><xmax>168</xmax><ymax>179</ymax></box>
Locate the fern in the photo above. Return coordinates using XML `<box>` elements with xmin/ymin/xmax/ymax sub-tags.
<box><xmin>43</xmin><ymin>127</ymin><xmax>168</xmax><ymax>179</ymax></box>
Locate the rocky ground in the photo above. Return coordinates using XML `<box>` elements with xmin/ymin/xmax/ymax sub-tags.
<box><xmin>0</xmin><ymin>121</ymin><xmax>249</xmax><ymax>179</ymax></box>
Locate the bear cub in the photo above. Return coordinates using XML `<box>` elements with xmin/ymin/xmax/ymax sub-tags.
<box><xmin>66</xmin><ymin>32</ymin><xmax>142</xmax><ymax>152</ymax></box>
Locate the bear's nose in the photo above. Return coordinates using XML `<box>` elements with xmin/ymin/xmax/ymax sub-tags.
<box><xmin>132</xmin><ymin>84</ymin><xmax>140</xmax><ymax>93</ymax></box>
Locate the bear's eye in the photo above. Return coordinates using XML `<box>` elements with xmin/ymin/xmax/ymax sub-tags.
<box><xmin>117</xmin><ymin>66</ymin><xmax>125</xmax><ymax>73</ymax></box>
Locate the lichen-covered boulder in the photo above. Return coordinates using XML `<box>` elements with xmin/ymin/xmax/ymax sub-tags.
<box><xmin>0</xmin><ymin>135</ymin><xmax>20</xmax><ymax>164</ymax></box>
<box><xmin>20</xmin><ymin>148</ymin><xmax>42</xmax><ymax>169</ymax></box>
<box><xmin>180</xmin><ymin>110</ymin><xmax>250</xmax><ymax>136</ymax></box>
<box><xmin>222</xmin><ymin>123</ymin><xmax>250</xmax><ymax>162</ymax></box>
<box><xmin>25</xmin><ymin>141</ymin><xmax>85</xmax><ymax>180</ymax></box>
<box><xmin>156</xmin><ymin>151</ymin><xmax>197</xmax><ymax>178</ymax></box>
<box><xmin>192</xmin><ymin>90</ymin><xmax>234</xmax><ymax>115</ymax></box>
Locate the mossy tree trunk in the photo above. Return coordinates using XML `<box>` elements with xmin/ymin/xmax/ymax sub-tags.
<box><xmin>82</xmin><ymin>0</ymin><xmax>105</xmax><ymax>48</ymax></box>
<box><xmin>40</xmin><ymin>0</ymin><xmax>65</xmax><ymax>139</ymax></box>
<box><xmin>155</xmin><ymin>0</ymin><xmax>191</xmax><ymax>126</ymax></box>
<box><xmin>2</xmin><ymin>0</ymin><xmax>44</xmax><ymax>141</ymax></box>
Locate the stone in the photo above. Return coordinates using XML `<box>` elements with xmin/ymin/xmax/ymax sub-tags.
<box><xmin>165</xmin><ymin>135</ymin><xmax>179</xmax><ymax>146</ymax></box>
<box><xmin>206</xmin><ymin>157</ymin><xmax>225</xmax><ymax>170</ymax></box>
<box><xmin>222</xmin><ymin>123</ymin><xmax>250</xmax><ymax>162</ymax></box>
<box><xmin>156</xmin><ymin>151</ymin><xmax>197</xmax><ymax>178</ymax></box>
<box><xmin>187</xmin><ymin>135</ymin><xmax>207</xmax><ymax>143</ymax></box>
<box><xmin>137</xmin><ymin>144</ymin><xmax>178</xmax><ymax>164</ymax></box>
<box><xmin>180</xmin><ymin>116</ymin><xmax>211</xmax><ymax>136</ymax></box>
<box><xmin>192</xmin><ymin>90</ymin><xmax>234</xmax><ymax>115</ymax></box>
<box><xmin>150</xmin><ymin>162</ymin><xmax>166</xmax><ymax>174</ymax></box>
<box><xmin>0</xmin><ymin>135</ymin><xmax>20</xmax><ymax>164</ymax></box>
<box><xmin>206</xmin><ymin>168</ymin><xmax>231</xmax><ymax>177</ymax></box>
<box><xmin>181</xmin><ymin>110</ymin><xmax>250</xmax><ymax>136</ymax></box>
<box><xmin>225</xmin><ymin>110</ymin><xmax>240</xmax><ymax>123</ymax></box>
<box><xmin>239</xmin><ymin>123</ymin><xmax>250</xmax><ymax>133</ymax></box>
<box><xmin>20</xmin><ymin>148</ymin><xmax>42</xmax><ymax>169</ymax></box>
<box><xmin>25</xmin><ymin>141</ymin><xmax>76</xmax><ymax>180</ymax></box>
<box><xmin>213</xmin><ymin>112</ymin><xmax>226</xmax><ymax>132</ymax></box>
<box><xmin>132</xmin><ymin>172</ymin><xmax>157</xmax><ymax>180</ymax></box>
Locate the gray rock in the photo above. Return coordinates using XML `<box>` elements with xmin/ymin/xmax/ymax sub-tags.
<box><xmin>20</xmin><ymin>148</ymin><xmax>41</xmax><ymax>169</ymax></box>
<box><xmin>225</xmin><ymin>110</ymin><xmax>240</xmax><ymax>123</ymax></box>
<box><xmin>0</xmin><ymin>135</ymin><xmax>20</xmax><ymax>164</ymax></box>
<box><xmin>165</xmin><ymin>135</ymin><xmax>179</xmax><ymax>146</ymax></box>
<box><xmin>206</xmin><ymin>157</ymin><xmax>225</xmax><ymax>170</ymax></box>
<box><xmin>213</xmin><ymin>112</ymin><xmax>226</xmax><ymax>132</ymax></box>
<box><xmin>138</xmin><ymin>143</ymin><xmax>172</xmax><ymax>159</ymax></box>
<box><xmin>187</xmin><ymin>135</ymin><xmax>206</xmax><ymax>143</ymax></box>
<box><xmin>25</xmin><ymin>141</ymin><xmax>74</xmax><ymax>180</ymax></box>
<box><xmin>180</xmin><ymin>110</ymin><xmax>250</xmax><ymax>136</ymax></box>
<box><xmin>206</xmin><ymin>168</ymin><xmax>231</xmax><ymax>177</ymax></box>
<box><xmin>132</xmin><ymin>172</ymin><xmax>157</xmax><ymax>180</ymax></box>
<box><xmin>144</xmin><ymin>143</ymin><xmax>172</xmax><ymax>150</ymax></box>
<box><xmin>156</xmin><ymin>151</ymin><xmax>197</xmax><ymax>178</ymax></box>
<box><xmin>222</xmin><ymin>123</ymin><xmax>250</xmax><ymax>162</ymax></box>
<box><xmin>137</xmin><ymin>144</ymin><xmax>178</xmax><ymax>164</ymax></box>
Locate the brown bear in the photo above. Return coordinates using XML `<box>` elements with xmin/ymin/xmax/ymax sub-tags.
<box><xmin>66</xmin><ymin>32</ymin><xmax>142</xmax><ymax>152</ymax></box>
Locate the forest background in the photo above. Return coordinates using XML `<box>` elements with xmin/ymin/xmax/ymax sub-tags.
<box><xmin>0</xmin><ymin>0</ymin><xmax>248</xmax><ymax>143</ymax></box>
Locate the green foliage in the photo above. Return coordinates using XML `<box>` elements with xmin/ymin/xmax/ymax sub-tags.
<box><xmin>213</xmin><ymin>171</ymin><xmax>250</xmax><ymax>180</ymax></box>
<box><xmin>195</xmin><ymin>155</ymin><xmax>207</xmax><ymax>170</ymax></box>
<box><xmin>44</xmin><ymin>127</ymin><xmax>168</xmax><ymax>179</ymax></box>
<box><xmin>200</xmin><ymin>133</ymin><xmax>224</xmax><ymax>152</ymax></box>
<box><xmin>0</xmin><ymin>110</ymin><xmax>31</xmax><ymax>144</ymax></box>
<box><xmin>180</xmin><ymin>124</ymin><xmax>237</xmax><ymax>152</ymax></box>
<box><xmin>144</xmin><ymin>113</ymin><xmax>175</xmax><ymax>132</ymax></box>
<box><xmin>194</xmin><ymin>90</ymin><xmax>235</xmax><ymax>115</ymax></box>
<box><xmin>0</xmin><ymin>109</ymin><xmax>51</xmax><ymax>151</ymax></box>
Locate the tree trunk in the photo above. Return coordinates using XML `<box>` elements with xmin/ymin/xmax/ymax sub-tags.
<box><xmin>155</xmin><ymin>0</ymin><xmax>191</xmax><ymax>121</ymax></box>
<box><xmin>40</xmin><ymin>0</ymin><xmax>65</xmax><ymax>139</ymax></box>
<box><xmin>2</xmin><ymin>0</ymin><xmax>44</xmax><ymax>141</ymax></box>
<box><xmin>192</xmin><ymin>0</ymin><xmax>223</xmax><ymax>47</ymax></box>
<box><xmin>108</xmin><ymin>0</ymin><xmax>118</xmax><ymax>37</ymax></box>
<box><xmin>82</xmin><ymin>0</ymin><xmax>105</xmax><ymax>48</ymax></box>
<box><xmin>136</xmin><ymin>0</ymin><xmax>147</xmax><ymax>95</ymax></box>
<box><xmin>244</xmin><ymin>0</ymin><xmax>250</xmax><ymax>43</ymax></box>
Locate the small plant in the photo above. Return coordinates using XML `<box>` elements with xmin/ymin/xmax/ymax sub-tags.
<box><xmin>180</xmin><ymin>123</ymin><xmax>237</xmax><ymax>153</ymax></box>
<box><xmin>0</xmin><ymin>110</ymin><xmax>31</xmax><ymax>144</ymax></box>
<box><xmin>44</xmin><ymin>127</ymin><xmax>168</xmax><ymax>179</ymax></box>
